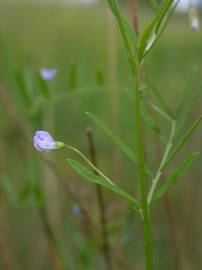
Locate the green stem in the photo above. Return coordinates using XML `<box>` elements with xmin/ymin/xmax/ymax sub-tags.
<box><xmin>134</xmin><ymin>68</ymin><xmax>154</xmax><ymax>270</ymax></box>
<box><xmin>148</xmin><ymin>120</ymin><xmax>176</xmax><ymax>205</ymax></box>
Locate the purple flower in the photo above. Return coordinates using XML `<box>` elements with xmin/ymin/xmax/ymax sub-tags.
<box><xmin>34</xmin><ymin>131</ymin><xmax>64</xmax><ymax>152</ymax></box>
<box><xmin>40</xmin><ymin>68</ymin><xmax>57</xmax><ymax>81</ymax></box>
<box><xmin>72</xmin><ymin>204</ymin><xmax>85</xmax><ymax>220</ymax></box>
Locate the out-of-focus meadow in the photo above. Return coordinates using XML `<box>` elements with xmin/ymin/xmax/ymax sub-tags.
<box><xmin>0</xmin><ymin>1</ymin><xmax>202</xmax><ymax>269</ymax></box>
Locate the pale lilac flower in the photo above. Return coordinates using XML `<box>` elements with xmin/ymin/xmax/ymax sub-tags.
<box><xmin>40</xmin><ymin>68</ymin><xmax>57</xmax><ymax>81</ymax></box>
<box><xmin>34</xmin><ymin>131</ymin><xmax>64</xmax><ymax>152</ymax></box>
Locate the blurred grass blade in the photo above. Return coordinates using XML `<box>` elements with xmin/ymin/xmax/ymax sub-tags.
<box><xmin>68</xmin><ymin>159</ymin><xmax>140</xmax><ymax>210</ymax></box>
<box><xmin>36</xmin><ymin>73</ymin><xmax>51</xmax><ymax>99</ymax></box>
<box><xmin>107</xmin><ymin>0</ymin><xmax>138</xmax><ymax>50</ymax></box>
<box><xmin>15</xmin><ymin>69</ymin><xmax>31</xmax><ymax>107</ymax></box>
<box><xmin>0</xmin><ymin>33</ymin><xmax>17</xmax><ymax>88</ymax></box>
<box><xmin>175</xmin><ymin>83</ymin><xmax>202</xmax><ymax>139</ymax></box>
<box><xmin>122</xmin><ymin>15</ymin><xmax>138</xmax><ymax>48</ymax></box>
<box><xmin>2</xmin><ymin>176</ymin><xmax>18</xmax><ymax>205</ymax></box>
<box><xmin>86</xmin><ymin>112</ymin><xmax>137</xmax><ymax>163</ymax></box>
<box><xmin>153</xmin><ymin>152</ymin><xmax>199</xmax><ymax>203</ymax></box>
<box><xmin>106</xmin><ymin>0</ymin><xmax>138</xmax><ymax>68</ymax></box>
<box><xmin>163</xmin><ymin>116</ymin><xmax>202</xmax><ymax>170</ymax></box>
<box><xmin>147</xmin><ymin>78</ymin><xmax>172</xmax><ymax>117</ymax></box>
<box><xmin>125</xmin><ymin>87</ymin><xmax>135</xmax><ymax>103</ymax></box>
<box><xmin>19</xmin><ymin>183</ymin><xmax>31</xmax><ymax>203</ymax></box>
<box><xmin>68</xmin><ymin>63</ymin><xmax>78</xmax><ymax>90</ymax></box>
<box><xmin>95</xmin><ymin>70</ymin><xmax>105</xmax><ymax>86</ymax></box>
<box><xmin>175</xmin><ymin>67</ymin><xmax>198</xmax><ymax>119</ymax></box>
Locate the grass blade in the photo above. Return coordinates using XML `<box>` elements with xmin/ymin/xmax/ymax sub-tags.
<box><xmin>175</xmin><ymin>67</ymin><xmax>198</xmax><ymax>119</ymax></box>
<box><xmin>147</xmin><ymin>77</ymin><xmax>172</xmax><ymax>117</ymax></box>
<box><xmin>163</xmin><ymin>116</ymin><xmax>202</xmax><ymax>170</ymax></box>
<box><xmin>15</xmin><ymin>70</ymin><xmax>31</xmax><ymax>108</ymax></box>
<box><xmin>68</xmin><ymin>63</ymin><xmax>78</xmax><ymax>90</ymax></box>
<box><xmin>153</xmin><ymin>152</ymin><xmax>199</xmax><ymax>203</ymax></box>
<box><xmin>174</xmin><ymin>83</ymin><xmax>202</xmax><ymax>139</ymax></box>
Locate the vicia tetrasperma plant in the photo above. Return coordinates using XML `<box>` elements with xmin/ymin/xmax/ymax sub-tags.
<box><xmin>34</xmin><ymin>1</ymin><xmax>201</xmax><ymax>269</ymax></box>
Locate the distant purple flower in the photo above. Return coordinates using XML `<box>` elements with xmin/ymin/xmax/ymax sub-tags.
<box><xmin>40</xmin><ymin>68</ymin><xmax>57</xmax><ymax>81</ymax></box>
<box><xmin>33</xmin><ymin>131</ymin><xmax>64</xmax><ymax>152</ymax></box>
<box><xmin>72</xmin><ymin>204</ymin><xmax>86</xmax><ymax>220</ymax></box>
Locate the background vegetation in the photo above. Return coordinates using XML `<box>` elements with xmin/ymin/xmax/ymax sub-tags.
<box><xmin>0</xmin><ymin>1</ymin><xmax>201</xmax><ymax>269</ymax></box>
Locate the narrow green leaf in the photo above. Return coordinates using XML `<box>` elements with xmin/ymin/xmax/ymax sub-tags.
<box><xmin>106</xmin><ymin>0</ymin><xmax>137</xmax><ymax>70</ymax></box>
<box><xmin>175</xmin><ymin>83</ymin><xmax>202</xmax><ymax>139</ymax></box>
<box><xmin>66</xmin><ymin>145</ymin><xmax>115</xmax><ymax>185</ymax></box>
<box><xmin>147</xmin><ymin>77</ymin><xmax>172</xmax><ymax>117</ymax></box>
<box><xmin>163</xmin><ymin>116</ymin><xmax>202</xmax><ymax>170</ymax></box>
<box><xmin>153</xmin><ymin>152</ymin><xmax>199</xmax><ymax>203</ymax></box>
<box><xmin>155</xmin><ymin>0</ymin><xmax>175</xmax><ymax>34</ymax></box>
<box><xmin>95</xmin><ymin>70</ymin><xmax>105</xmax><ymax>86</ymax></box>
<box><xmin>175</xmin><ymin>67</ymin><xmax>198</xmax><ymax>118</ymax></box>
<box><xmin>139</xmin><ymin>18</ymin><xmax>157</xmax><ymax>61</ymax></box>
<box><xmin>2</xmin><ymin>176</ymin><xmax>18</xmax><ymax>204</ymax></box>
<box><xmin>139</xmin><ymin>0</ymin><xmax>178</xmax><ymax>61</ymax></box>
<box><xmin>142</xmin><ymin>106</ymin><xmax>164</xmax><ymax>138</ymax></box>
<box><xmin>125</xmin><ymin>87</ymin><xmax>135</xmax><ymax>103</ymax></box>
<box><xmin>121</xmin><ymin>15</ymin><xmax>138</xmax><ymax>50</ymax></box>
<box><xmin>68</xmin><ymin>159</ymin><xmax>141</xmax><ymax>210</ymax></box>
<box><xmin>19</xmin><ymin>183</ymin><xmax>31</xmax><ymax>203</ymax></box>
<box><xmin>86</xmin><ymin>112</ymin><xmax>137</xmax><ymax>163</ymax></box>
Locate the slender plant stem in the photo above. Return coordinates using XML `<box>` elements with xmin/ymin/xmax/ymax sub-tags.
<box><xmin>148</xmin><ymin>121</ymin><xmax>176</xmax><ymax>205</ymax></box>
<box><xmin>134</xmin><ymin>69</ymin><xmax>154</xmax><ymax>270</ymax></box>
<box><xmin>113</xmin><ymin>0</ymin><xmax>153</xmax><ymax>270</ymax></box>
<box><xmin>86</xmin><ymin>127</ymin><xmax>113</xmax><ymax>270</ymax></box>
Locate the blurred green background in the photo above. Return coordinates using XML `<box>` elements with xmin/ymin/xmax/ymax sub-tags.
<box><xmin>0</xmin><ymin>1</ymin><xmax>202</xmax><ymax>269</ymax></box>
